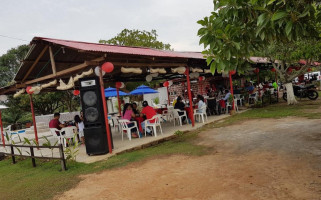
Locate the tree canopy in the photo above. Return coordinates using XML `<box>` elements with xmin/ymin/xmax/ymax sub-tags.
<box><xmin>99</xmin><ymin>29</ymin><xmax>172</xmax><ymax>50</ymax></box>
<box><xmin>198</xmin><ymin>0</ymin><xmax>321</xmax><ymax>75</ymax></box>
<box><xmin>0</xmin><ymin>45</ymin><xmax>29</xmax><ymax>87</ymax></box>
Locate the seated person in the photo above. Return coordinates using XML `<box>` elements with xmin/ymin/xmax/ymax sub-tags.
<box><xmin>174</xmin><ymin>96</ymin><xmax>187</xmax><ymax>123</ymax></box>
<box><xmin>49</xmin><ymin>113</ymin><xmax>65</xmax><ymax>136</ymax></box>
<box><xmin>222</xmin><ymin>90</ymin><xmax>231</xmax><ymax>101</ymax></box>
<box><xmin>140</xmin><ymin>101</ymin><xmax>156</xmax><ymax>135</ymax></box>
<box><xmin>132</xmin><ymin>102</ymin><xmax>140</xmax><ymax>117</ymax></box>
<box><xmin>122</xmin><ymin>103</ymin><xmax>139</xmax><ymax>138</ymax></box>
<box><xmin>196</xmin><ymin>95</ymin><xmax>205</xmax><ymax>113</ymax></box>
<box><xmin>74</xmin><ymin>115</ymin><xmax>85</xmax><ymax>145</ymax></box>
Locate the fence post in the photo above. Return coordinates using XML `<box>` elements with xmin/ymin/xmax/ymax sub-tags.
<box><xmin>10</xmin><ymin>145</ymin><xmax>15</xmax><ymax>164</ymax></box>
<box><xmin>58</xmin><ymin>144</ymin><xmax>66</xmax><ymax>171</ymax></box>
<box><xmin>30</xmin><ymin>147</ymin><xmax>36</xmax><ymax>167</ymax></box>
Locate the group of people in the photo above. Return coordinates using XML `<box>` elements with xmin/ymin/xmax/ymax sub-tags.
<box><xmin>121</xmin><ymin>101</ymin><xmax>156</xmax><ymax>138</ymax></box>
<box><xmin>49</xmin><ymin>112</ymin><xmax>85</xmax><ymax>145</ymax></box>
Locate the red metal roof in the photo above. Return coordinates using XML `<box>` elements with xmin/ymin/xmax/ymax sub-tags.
<box><xmin>33</xmin><ymin>37</ymin><xmax>205</xmax><ymax>59</ymax></box>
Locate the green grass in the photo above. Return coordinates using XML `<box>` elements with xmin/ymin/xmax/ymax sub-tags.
<box><xmin>0</xmin><ymin>133</ymin><xmax>205</xmax><ymax>200</ymax></box>
<box><xmin>211</xmin><ymin>100</ymin><xmax>321</xmax><ymax>128</ymax></box>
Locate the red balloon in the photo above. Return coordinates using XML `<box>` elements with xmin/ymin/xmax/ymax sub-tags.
<box><xmin>253</xmin><ymin>68</ymin><xmax>259</xmax><ymax>74</ymax></box>
<box><xmin>163</xmin><ymin>81</ymin><xmax>169</xmax><ymax>87</ymax></box>
<box><xmin>230</xmin><ymin>70</ymin><xmax>236</xmax><ymax>75</ymax></box>
<box><xmin>307</xmin><ymin>68</ymin><xmax>312</xmax><ymax>72</ymax></box>
<box><xmin>199</xmin><ymin>76</ymin><xmax>204</xmax><ymax>81</ymax></box>
<box><xmin>26</xmin><ymin>86</ymin><xmax>33</xmax><ymax>94</ymax></box>
<box><xmin>270</xmin><ymin>68</ymin><xmax>276</xmax><ymax>72</ymax></box>
<box><xmin>73</xmin><ymin>90</ymin><xmax>80</xmax><ymax>96</ymax></box>
<box><xmin>102</xmin><ymin>62</ymin><xmax>114</xmax><ymax>73</ymax></box>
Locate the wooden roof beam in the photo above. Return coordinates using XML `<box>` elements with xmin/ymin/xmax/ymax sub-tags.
<box><xmin>23</xmin><ymin>57</ymin><xmax>104</xmax><ymax>85</ymax></box>
<box><xmin>21</xmin><ymin>45</ymin><xmax>49</xmax><ymax>82</ymax></box>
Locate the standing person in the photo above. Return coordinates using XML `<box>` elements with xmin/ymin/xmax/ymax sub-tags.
<box><xmin>74</xmin><ymin>115</ymin><xmax>85</xmax><ymax>145</ymax></box>
<box><xmin>122</xmin><ymin>103</ymin><xmax>139</xmax><ymax>138</ymax></box>
<box><xmin>174</xmin><ymin>96</ymin><xmax>187</xmax><ymax>123</ymax></box>
<box><xmin>140</xmin><ymin>101</ymin><xmax>156</xmax><ymax>135</ymax></box>
<box><xmin>49</xmin><ymin>113</ymin><xmax>65</xmax><ymax>136</ymax></box>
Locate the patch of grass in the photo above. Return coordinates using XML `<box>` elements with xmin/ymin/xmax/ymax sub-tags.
<box><xmin>0</xmin><ymin>132</ymin><xmax>205</xmax><ymax>200</ymax></box>
<box><xmin>212</xmin><ymin>100</ymin><xmax>321</xmax><ymax>128</ymax></box>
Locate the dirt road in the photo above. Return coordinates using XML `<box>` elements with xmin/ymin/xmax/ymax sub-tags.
<box><xmin>57</xmin><ymin>117</ymin><xmax>321</xmax><ymax>200</ymax></box>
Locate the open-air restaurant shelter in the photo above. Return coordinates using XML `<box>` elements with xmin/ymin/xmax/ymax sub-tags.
<box><xmin>0</xmin><ymin>37</ymin><xmax>274</xmax><ymax>161</ymax></box>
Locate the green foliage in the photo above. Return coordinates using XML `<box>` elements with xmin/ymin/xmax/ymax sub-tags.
<box><xmin>64</xmin><ymin>134</ymin><xmax>80</xmax><ymax>161</ymax></box>
<box><xmin>0</xmin><ymin>45</ymin><xmax>29</xmax><ymax>87</ymax></box>
<box><xmin>198</xmin><ymin>0</ymin><xmax>321</xmax><ymax>74</ymax></box>
<box><xmin>99</xmin><ymin>29</ymin><xmax>172</xmax><ymax>50</ymax></box>
<box><xmin>153</xmin><ymin>97</ymin><xmax>159</xmax><ymax>104</ymax></box>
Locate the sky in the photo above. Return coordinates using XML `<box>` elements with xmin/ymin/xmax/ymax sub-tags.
<box><xmin>0</xmin><ymin>0</ymin><xmax>213</xmax><ymax>56</ymax></box>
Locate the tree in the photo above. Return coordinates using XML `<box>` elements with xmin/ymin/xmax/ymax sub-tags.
<box><xmin>0</xmin><ymin>45</ymin><xmax>29</xmax><ymax>87</ymax></box>
<box><xmin>198</xmin><ymin>0</ymin><xmax>321</xmax><ymax>104</ymax></box>
<box><xmin>99</xmin><ymin>29</ymin><xmax>172</xmax><ymax>50</ymax></box>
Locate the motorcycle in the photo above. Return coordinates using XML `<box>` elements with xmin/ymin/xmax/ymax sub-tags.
<box><xmin>283</xmin><ymin>84</ymin><xmax>319</xmax><ymax>101</ymax></box>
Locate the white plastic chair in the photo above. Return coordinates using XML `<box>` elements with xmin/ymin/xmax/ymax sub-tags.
<box><xmin>194</xmin><ymin>105</ymin><xmax>208</xmax><ymax>123</ymax></box>
<box><xmin>173</xmin><ymin>109</ymin><xmax>187</xmax><ymax>126</ymax></box>
<box><xmin>111</xmin><ymin>116</ymin><xmax>120</xmax><ymax>133</ymax></box>
<box><xmin>249</xmin><ymin>92</ymin><xmax>258</xmax><ymax>104</ymax></box>
<box><xmin>162</xmin><ymin>108</ymin><xmax>173</xmax><ymax>122</ymax></box>
<box><xmin>144</xmin><ymin>114</ymin><xmax>163</xmax><ymax>137</ymax></box>
<box><xmin>118</xmin><ymin>119</ymin><xmax>139</xmax><ymax>141</ymax></box>
<box><xmin>49</xmin><ymin>128</ymin><xmax>66</xmax><ymax>147</ymax></box>
<box><xmin>234</xmin><ymin>94</ymin><xmax>244</xmax><ymax>106</ymax></box>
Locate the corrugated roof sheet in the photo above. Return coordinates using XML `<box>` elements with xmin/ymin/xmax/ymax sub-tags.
<box><xmin>33</xmin><ymin>37</ymin><xmax>205</xmax><ymax>59</ymax></box>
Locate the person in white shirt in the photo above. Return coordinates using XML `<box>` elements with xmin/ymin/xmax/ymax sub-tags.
<box><xmin>197</xmin><ymin>95</ymin><xmax>205</xmax><ymax>113</ymax></box>
<box><xmin>74</xmin><ymin>115</ymin><xmax>85</xmax><ymax>145</ymax></box>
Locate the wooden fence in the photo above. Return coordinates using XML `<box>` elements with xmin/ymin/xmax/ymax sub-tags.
<box><xmin>1</xmin><ymin>143</ymin><xmax>66</xmax><ymax>171</ymax></box>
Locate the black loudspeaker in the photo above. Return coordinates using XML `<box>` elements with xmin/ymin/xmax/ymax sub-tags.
<box><xmin>84</xmin><ymin>127</ymin><xmax>108</xmax><ymax>155</ymax></box>
<box><xmin>79</xmin><ymin>77</ymin><xmax>110</xmax><ymax>155</ymax></box>
<box><xmin>80</xmin><ymin>77</ymin><xmax>105</xmax><ymax>128</ymax></box>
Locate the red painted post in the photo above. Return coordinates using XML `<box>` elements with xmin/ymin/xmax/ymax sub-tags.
<box><xmin>116</xmin><ymin>87</ymin><xmax>121</xmax><ymax>116</ymax></box>
<box><xmin>29</xmin><ymin>94</ymin><xmax>38</xmax><ymax>145</ymax></box>
<box><xmin>185</xmin><ymin>67</ymin><xmax>195</xmax><ymax>127</ymax></box>
<box><xmin>0</xmin><ymin>110</ymin><xmax>5</xmax><ymax>147</ymax></box>
<box><xmin>99</xmin><ymin>68</ymin><xmax>113</xmax><ymax>154</ymax></box>
<box><xmin>167</xmin><ymin>86</ymin><xmax>170</xmax><ymax>105</ymax></box>
<box><xmin>229</xmin><ymin>72</ymin><xmax>235</xmax><ymax>110</ymax></box>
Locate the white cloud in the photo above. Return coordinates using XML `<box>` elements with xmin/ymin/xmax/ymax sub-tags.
<box><xmin>0</xmin><ymin>0</ymin><xmax>213</xmax><ymax>55</ymax></box>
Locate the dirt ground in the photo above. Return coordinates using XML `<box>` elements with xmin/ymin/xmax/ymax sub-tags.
<box><xmin>57</xmin><ymin>117</ymin><xmax>321</xmax><ymax>200</ymax></box>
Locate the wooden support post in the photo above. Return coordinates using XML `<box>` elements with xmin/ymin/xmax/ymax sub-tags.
<box><xmin>30</xmin><ymin>147</ymin><xmax>36</xmax><ymax>167</ymax></box>
<box><xmin>99</xmin><ymin>68</ymin><xmax>113</xmax><ymax>154</ymax></box>
<box><xmin>185</xmin><ymin>67</ymin><xmax>195</xmax><ymax>127</ymax></box>
<box><xmin>10</xmin><ymin>145</ymin><xmax>15</xmax><ymax>164</ymax></box>
<box><xmin>49</xmin><ymin>46</ymin><xmax>57</xmax><ymax>75</ymax></box>
<box><xmin>59</xmin><ymin>144</ymin><xmax>67</xmax><ymax>171</ymax></box>
<box><xmin>29</xmin><ymin>94</ymin><xmax>38</xmax><ymax>145</ymax></box>
<box><xmin>22</xmin><ymin>46</ymin><xmax>48</xmax><ymax>82</ymax></box>
<box><xmin>0</xmin><ymin>110</ymin><xmax>5</xmax><ymax>147</ymax></box>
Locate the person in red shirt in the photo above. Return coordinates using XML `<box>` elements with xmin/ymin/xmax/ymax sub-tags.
<box><xmin>140</xmin><ymin>101</ymin><xmax>156</xmax><ymax>135</ymax></box>
<box><xmin>49</xmin><ymin>113</ymin><xmax>66</xmax><ymax>136</ymax></box>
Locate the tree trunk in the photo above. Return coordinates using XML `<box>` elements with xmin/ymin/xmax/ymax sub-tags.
<box><xmin>284</xmin><ymin>82</ymin><xmax>297</xmax><ymax>105</ymax></box>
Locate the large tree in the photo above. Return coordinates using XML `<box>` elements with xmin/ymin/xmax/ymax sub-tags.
<box><xmin>99</xmin><ymin>29</ymin><xmax>172</xmax><ymax>50</ymax></box>
<box><xmin>198</xmin><ymin>0</ymin><xmax>321</xmax><ymax>104</ymax></box>
<box><xmin>0</xmin><ymin>45</ymin><xmax>29</xmax><ymax>87</ymax></box>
